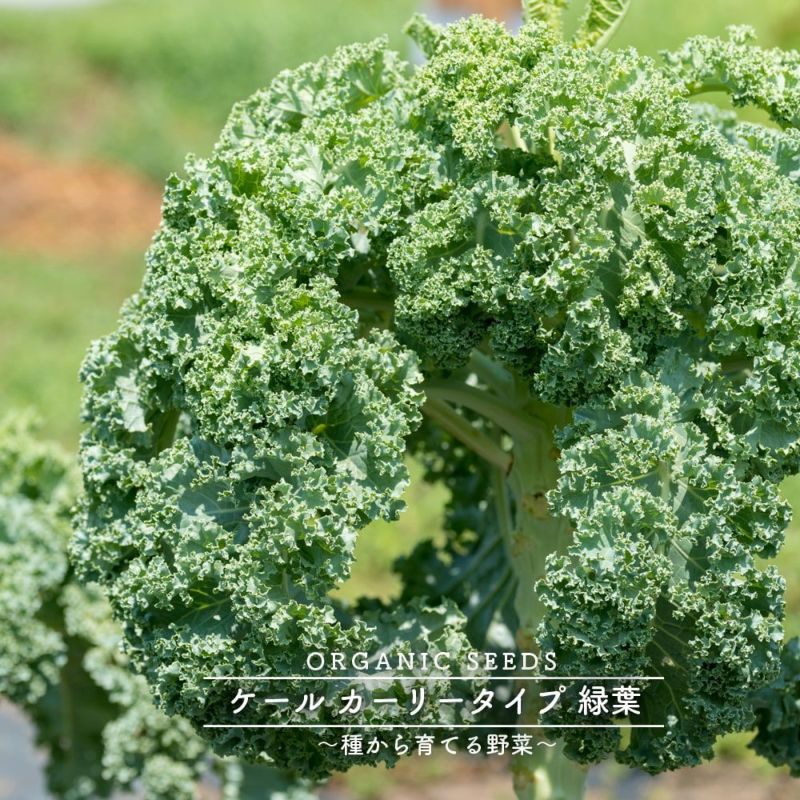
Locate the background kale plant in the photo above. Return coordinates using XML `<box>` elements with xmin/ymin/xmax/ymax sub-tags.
<box><xmin>0</xmin><ymin>412</ymin><xmax>315</xmax><ymax>799</ymax></box>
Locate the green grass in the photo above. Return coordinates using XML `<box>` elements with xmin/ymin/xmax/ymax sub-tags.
<box><xmin>0</xmin><ymin>0</ymin><xmax>799</xmax><ymax>182</ymax></box>
<box><xmin>335</xmin><ymin>460</ymin><xmax>449</xmax><ymax>604</ymax></box>
<box><xmin>0</xmin><ymin>249</ymin><xmax>143</xmax><ymax>448</ymax></box>
<box><xmin>0</xmin><ymin>0</ymin><xmax>416</xmax><ymax>181</ymax></box>
<box><xmin>610</xmin><ymin>0</ymin><xmax>800</xmax><ymax>52</ymax></box>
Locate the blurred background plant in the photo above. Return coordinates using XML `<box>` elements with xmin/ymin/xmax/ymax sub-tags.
<box><xmin>0</xmin><ymin>0</ymin><xmax>798</xmax><ymax>798</ymax></box>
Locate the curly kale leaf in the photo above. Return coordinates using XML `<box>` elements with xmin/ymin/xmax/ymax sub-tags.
<box><xmin>0</xmin><ymin>413</ymin><xmax>73</xmax><ymax>708</ymax></box>
<box><xmin>539</xmin><ymin>354</ymin><xmax>788</xmax><ymax>771</ymax></box>
<box><xmin>574</xmin><ymin>0</ymin><xmax>632</xmax><ymax>50</ymax></box>
<box><xmin>73</xmin><ymin>36</ymin><xmax>475</xmax><ymax>770</ymax></box>
<box><xmin>750</xmin><ymin>637</ymin><xmax>800</xmax><ymax>776</ymax></box>
<box><xmin>0</xmin><ymin>414</ymin><xmax>313</xmax><ymax>799</ymax></box>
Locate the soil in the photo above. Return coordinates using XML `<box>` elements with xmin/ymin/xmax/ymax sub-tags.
<box><xmin>0</xmin><ymin>133</ymin><xmax>161</xmax><ymax>257</ymax></box>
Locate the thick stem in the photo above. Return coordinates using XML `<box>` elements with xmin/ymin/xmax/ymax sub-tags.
<box><xmin>422</xmin><ymin>398</ymin><xmax>512</xmax><ymax>472</ymax></box>
<box><xmin>423</xmin><ymin>364</ymin><xmax>586</xmax><ymax>797</ymax></box>
<box><xmin>513</xmin><ymin>742</ymin><xmax>590</xmax><ymax>800</ymax></box>
<box><xmin>469</xmin><ymin>350</ymin><xmax>516</xmax><ymax>395</ymax></box>
<box><xmin>425</xmin><ymin>380</ymin><xmax>540</xmax><ymax>440</ymax></box>
<box><xmin>506</xmin><ymin>414</ymin><xmax>588</xmax><ymax>800</ymax></box>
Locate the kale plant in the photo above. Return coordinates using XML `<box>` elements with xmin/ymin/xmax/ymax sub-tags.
<box><xmin>0</xmin><ymin>413</ymin><xmax>314</xmax><ymax>800</ymax></box>
<box><xmin>72</xmin><ymin>0</ymin><xmax>800</xmax><ymax>796</ymax></box>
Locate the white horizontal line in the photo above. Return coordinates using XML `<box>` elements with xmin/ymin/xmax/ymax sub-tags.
<box><xmin>205</xmin><ymin>676</ymin><xmax>664</xmax><ymax>682</ymax></box>
<box><xmin>204</xmin><ymin>724</ymin><xmax>664</xmax><ymax>729</ymax></box>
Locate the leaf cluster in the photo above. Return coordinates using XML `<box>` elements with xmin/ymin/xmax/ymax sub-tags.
<box><xmin>73</xmin><ymin>12</ymin><xmax>800</xmax><ymax>779</ymax></box>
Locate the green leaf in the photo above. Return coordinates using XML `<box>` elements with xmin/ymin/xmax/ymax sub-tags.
<box><xmin>523</xmin><ymin>0</ymin><xmax>571</xmax><ymax>32</ymax></box>
<box><xmin>750</xmin><ymin>638</ymin><xmax>800</xmax><ymax>776</ymax></box>
<box><xmin>574</xmin><ymin>0</ymin><xmax>632</xmax><ymax>49</ymax></box>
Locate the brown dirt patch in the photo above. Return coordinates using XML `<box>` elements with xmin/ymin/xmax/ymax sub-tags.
<box><xmin>0</xmin><ymin>132</ymin><xmax>162</xmax><ymax>257</ymax></box>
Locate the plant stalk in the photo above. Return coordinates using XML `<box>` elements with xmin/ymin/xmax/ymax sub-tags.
<box><xmin>505</xmin><ymin>411</ymin><xmax>588</xmax><ymax>800</ymax></box>
<box><xmin>422</xmin><ymin>397</ymin><xmax>512</xmax><ymax>472</ymax></box>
